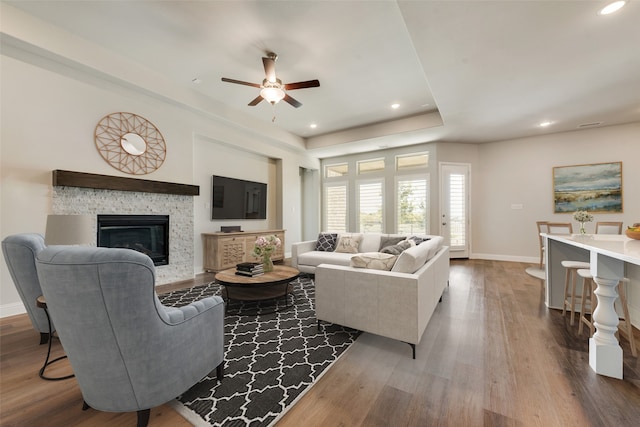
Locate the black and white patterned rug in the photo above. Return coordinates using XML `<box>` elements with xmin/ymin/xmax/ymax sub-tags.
<box><xmin>160</xmin><ymin>275</ymin><xmax>359</xmax><ymax>426</ymax></box>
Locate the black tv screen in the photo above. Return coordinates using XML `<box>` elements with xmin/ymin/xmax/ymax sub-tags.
<box><xmin>212</xmin><ymin>175</ymin><xmax>267</xmax><ymax>220</ymax></box>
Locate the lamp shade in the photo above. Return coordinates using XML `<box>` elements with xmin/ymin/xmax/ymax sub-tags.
<box><xmin>45</xmin><ymin>214</ymin><xmax>93</xmax><ymax>245</ymax></box>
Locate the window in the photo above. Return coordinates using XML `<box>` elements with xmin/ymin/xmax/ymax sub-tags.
<box><xmin>357</xmin><ymin>180</ymin><xmax>384</xmax><ymax>232</ymax></box>
<box><xmin>396</xmin><ymin>153</ymin><xmax>429</xmax><ymax>170</ymax></box>
<box><xmin>396</xmin><ymin>175</ymin><xmax>428</xmax><ymax>234</ymax></box>
<box><xmin>357</xmin><ymin>158</ymin><xmax>385</xmax><ymax>174</ymax></box>
<box><xmin>325</xmin><ymin>163</ymin><xmax>348</xmax><ymax>178</ymax></box>
<box><xmin>323</xmin><ymin>183</ymin><xmax>347</xmax><ymax>232</ymax></box>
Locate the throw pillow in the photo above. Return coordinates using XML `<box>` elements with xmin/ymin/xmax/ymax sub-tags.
<box><xmin>378</xmin><ymin>235</ymin><xmax>406</xmax><ymax>251</ymax></box>
<box><xmin>351</xmin><ymin>252</ymin><xmax>398</xmax><ymax>271</ymax></box>
<box><xmin>408</xmin><ymin>236</ymin><xmax>431</xmax><ymax>245</ymax></box>
<box><xmin>315</xmin><ymin>233</ymin><xmax>338</xmax><ymax>252</ymax></box>
<box><xmin>334</xmin><ymin>234</ymin><xmax>363</xmax><ymax>254</ymax></box>
<box><xmin>379</xmin><ymin>239</ymin><xmax>415</xmax><ymax>255</ymax></box>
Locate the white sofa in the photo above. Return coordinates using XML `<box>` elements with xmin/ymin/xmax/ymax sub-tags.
<box><xmin>291</xmin><ymin>233</ymin><xmax>450</xmax><ymax>358</ymax></box>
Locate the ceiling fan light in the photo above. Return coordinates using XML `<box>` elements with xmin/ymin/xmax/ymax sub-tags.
<box><xmin>260</xmin><ymin>86</ymin><xmax>285</xmax><ymax>104</ymax></box>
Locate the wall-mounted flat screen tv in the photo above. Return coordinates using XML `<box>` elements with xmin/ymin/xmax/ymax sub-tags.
<box><xmin>212</xmin><ymin>175</ymin><xmax>267</xmax><ymax>220</ymax></box>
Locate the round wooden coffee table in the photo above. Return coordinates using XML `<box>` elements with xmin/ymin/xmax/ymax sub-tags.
<box><xmin>215</xmin><ymin>265</ymin><xmax>300</xmax><ymax>312</ymax></box>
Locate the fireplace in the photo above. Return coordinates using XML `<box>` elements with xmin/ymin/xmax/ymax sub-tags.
<box><xmin>97</xmin><ymin>215</ymin><xmax>169</xmax><ymax>266</ymax></box>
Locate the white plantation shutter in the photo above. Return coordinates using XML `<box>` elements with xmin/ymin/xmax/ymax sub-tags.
<box><xmin>358</xmin><ymin>180</ymin><xmax>383</xmax><ymax>232</ymax></box>
<box><xmin>396</xmin><ymin>176</ymin><xmax>428</xmax><ymax>234</ymax></box>
<box><xmin>324</xmin><ymin>183</ymin><xmax>347</xmax><ymax>232</ymax></box>
<box><xmin>449</xmin><ymin>173</ymin><xmax>466</xmax><ymax>247</ymax></box>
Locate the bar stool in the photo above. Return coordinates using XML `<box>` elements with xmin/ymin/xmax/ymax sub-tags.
<box><xmin>36</xmin><ymin>296</ymin><xmax>74</xmax><ymax>380</ymax></box>
<box><xmin>577</xmin><ymin>269</ymin><xmax>637</xmax><ymax>357</ymax></box>
<box><xmin>546</xmin><ymin>222</ymin><xmax>585</xmax><ymax>324</ymax></box>
<box><xmin>561</xmin><ymin>260</ymin><xmax>591</xmax><ymax>325</ymax></box>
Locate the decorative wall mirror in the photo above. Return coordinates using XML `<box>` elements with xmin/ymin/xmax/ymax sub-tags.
<box><xmin>94</xmin><ymin>112</ymin><xmax>166</xmax><ymax>175</ymax></box>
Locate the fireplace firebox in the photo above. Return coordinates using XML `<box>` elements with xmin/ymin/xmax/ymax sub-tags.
<box><xmin>97</xmin><ymin>215</ymin><xmax>169</xmax><ymax>266</ymax></box>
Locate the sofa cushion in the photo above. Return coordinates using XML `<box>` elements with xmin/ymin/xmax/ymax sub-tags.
<box><xmin>335</xmin><ymin>234</ymin><xmax>363</xmax><ymax>253</ymax></box>
<box><xmin>350</xmin><ymin>252</ymin><xmax>398</xmax><ymax>271</ymax></box>
<box><xmin>315</xmin><ymin>233</ymin><xmax>337</xmax><ymax>252</ymax></box>
<box><xmin>297</xmin><ymin>251</ymin><xmax>354</xmax><ymax>268</ymax></box>
<box><xmin>359</xmin><ymin>233</ymin><xmax>383</xmax><ymax>253</ymax></box>
<box><xmin>380</xmin><ymin>239</ymin><xmax>415</xmax><ymax>255</ymax></box>
<box><xmin>378</xmin><ymin>234</ymin><xmax>406</xmax><ymax>251</ymax></box>
<box><xmin>391</xmin><ymin>240</ymin><xmax>436</xmax><ymax>274</ymax></box>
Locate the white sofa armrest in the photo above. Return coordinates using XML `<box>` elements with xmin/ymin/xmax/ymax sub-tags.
<box><xmin>291</xmin><ymin>240</ymin><xmax>317</xmax><ymax>269</ymax></box>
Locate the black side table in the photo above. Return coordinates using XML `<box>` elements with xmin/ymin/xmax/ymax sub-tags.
<box><xmin>36</xmin><ymin>296</ymin><xmax>74</xmax><ymax>381</ymax></box>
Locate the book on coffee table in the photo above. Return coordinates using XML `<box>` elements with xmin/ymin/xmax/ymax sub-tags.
<box><xmin>235</xmin><ymin>262</ymin><xmax>264</xmax><ymax>277</ymax></box>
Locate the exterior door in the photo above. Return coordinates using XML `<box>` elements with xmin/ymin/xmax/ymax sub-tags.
<box><xmin>440</xmin><ymin>163</ymin><xmax>470</xmax><ymax>258</ymax></box>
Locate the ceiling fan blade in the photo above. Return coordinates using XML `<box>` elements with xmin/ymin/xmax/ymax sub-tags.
<box><xmin>221</xmin><ymin>77</ymin><xmax>261</xmax><ymax>88</ymax></box>
<box><xmin>284</xmin><ymin>80</ymin><xmax>320</xmax><ymax>90</ymax></box>
<box><xmin>248</xmin><ymin>95</ymin><xmax>263</xmax><ymax>106</ymax></box>
<box><xmin>283</xmin><ymin>94</ymin><xmax>302</xmax><ymax>108</ymax></box>
<box><xmin>262</xmin><ymin>57</ymin><xmax>276</xmax><ymax>82</ymax></box>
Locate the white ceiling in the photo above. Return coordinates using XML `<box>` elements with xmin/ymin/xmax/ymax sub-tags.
<box><xmin>5</xmin><ymin>1</ymin><xmax>640</xmax><ymax>158</ymax></box>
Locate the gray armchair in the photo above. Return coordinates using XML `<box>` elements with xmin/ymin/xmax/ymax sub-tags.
<box><xmin>35</xmin><ymin>245</ymin><xmax>225</xmax><ymax>427</ymax></box>
<box><xmin>2</xmin><ymin>233</ymin><xmax>52</xmax><ymax>344</ymax></box>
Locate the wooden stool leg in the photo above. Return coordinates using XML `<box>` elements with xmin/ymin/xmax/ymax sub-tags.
<box><xmin>578</xmin><ymin>276</ymin><xmax>589</xmax><ymax>335</ymax></box>
<box><xmin>563</xmin><ymin>268</ymin><xmax>571</xmax><ymax>316</ymax></box>
<box><xmin>569</xmin><ymin>269</ymin><xmax>578</xmax><ymax>325</ymax></box>
<box><xmin>618</xmin><ymin>282</ymin><xmax>637</xmax><ymax>357</ymax></box>
<box><xmin>578</xmin><ymin>277</ymin><xmax>596</xmax><ymax>337</ymax></box>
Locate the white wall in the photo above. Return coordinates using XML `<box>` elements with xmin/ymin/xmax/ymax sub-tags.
<box><xmin>472</xmin><ymin>123</ymin><xmax>639</xmax><ymax>262</ymax></box>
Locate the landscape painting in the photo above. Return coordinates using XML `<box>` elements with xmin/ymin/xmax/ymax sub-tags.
<box><xmin>553</xmin><ymin>162</ymin><xmax>622</xmax><ymax>213</ymax></box>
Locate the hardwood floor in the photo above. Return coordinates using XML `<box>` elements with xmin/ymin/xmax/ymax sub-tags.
<box><xmin>1</xmin><ymin>260</ymin><xmax>639</xmax><ymax>426</ymax></box>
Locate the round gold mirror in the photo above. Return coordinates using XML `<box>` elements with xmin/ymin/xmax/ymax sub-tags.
<box><xmin>95</xmin><ymin>112</ymin><xmax>166</xmax><ymax>175</ymax></box>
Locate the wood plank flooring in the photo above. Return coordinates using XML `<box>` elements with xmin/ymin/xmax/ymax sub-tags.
<box><xmin>1</xmin><ymin>259</ymin><xmax>639</xmax><ymax>426</ymax></box>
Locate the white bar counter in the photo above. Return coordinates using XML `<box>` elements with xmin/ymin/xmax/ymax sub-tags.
<box><xmin>544</xmin><ymin>233</ymin><xmax>640</xmax><ymax>378</ymax></box>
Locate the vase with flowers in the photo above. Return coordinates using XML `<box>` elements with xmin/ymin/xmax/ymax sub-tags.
<box><xmin>252</xmin><ymin>235</ymin><xmax>281</xmax><ymax>273</ymax></box>
<box><xmin>573</xmin><ymin>210</ymin><xmax>594</xmax><ymax>235</ymax></box>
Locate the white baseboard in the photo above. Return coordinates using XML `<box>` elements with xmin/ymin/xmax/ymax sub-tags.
<box><xmin>0</xmin><ymin>301</ymin><xmax>26</xmax><ymax>319</ymax></box>
<box><xmin>470</xmin><ymin>253</ymin><xmax>538</xmax><ymax>264</ymax></box>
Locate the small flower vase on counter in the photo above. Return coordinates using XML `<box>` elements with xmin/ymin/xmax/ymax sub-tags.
<box><xmin>573</xmin><ymin>210</ymin><xmax>593</xmax><ymax>235</ymax></box>
<box><xmin>262</xmin><ymin>254</ymin><xmax>274</xmax><ymax>273</ymax></box>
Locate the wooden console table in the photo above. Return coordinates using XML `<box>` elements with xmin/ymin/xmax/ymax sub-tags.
<box><xmin>545</xmin><ymin>233</ymin><xmax>640</xmax><ymax>378</ymax></box>
<box><xmin>202</xmin><ymin>229</ymin><xmax>285</xmax><ymax>272</ymax></box>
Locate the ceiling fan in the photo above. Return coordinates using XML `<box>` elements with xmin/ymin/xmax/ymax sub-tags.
<box><xmin>221</xmin><ymin>52</ymin><xmax>320</xmax><ymax>108</ymax></box>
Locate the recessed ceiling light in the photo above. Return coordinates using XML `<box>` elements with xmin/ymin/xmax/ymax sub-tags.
<box><xmin>391</xmin><ymin>103</ymin><xmax>400</xmax><ymax>109</ymax></box>
<box><xmin>598</xmin><ymin>0</ymin><xmax>627</xmax><ymax>15</ymax></box>
<box><xmin>539</xmin><ymin>121</ymin><xmax>553</xmax><ymax>127</ymax></box>
<box><xmin>310</xmin><ymin>123</ymin><xmax>317</xmax><ymax>129</ymax></box>
<box><xmin>191</xmin><ymin>78</ymin><xmax>202</xmax><ymax>84</ymax></box>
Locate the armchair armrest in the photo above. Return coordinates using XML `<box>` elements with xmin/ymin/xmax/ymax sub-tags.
<box><xmin>162</xmin><ymin>295</ymin><xmax>224</xmax><ymax>323</ymax></box>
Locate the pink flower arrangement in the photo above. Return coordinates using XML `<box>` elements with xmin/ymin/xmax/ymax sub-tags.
<box><xmin>252</xmin><ymin>235</ymin><xmax>281</xmax><ymax>258</ymax></box>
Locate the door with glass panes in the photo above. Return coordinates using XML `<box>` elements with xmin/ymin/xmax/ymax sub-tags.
<box><xmin>440</xmin><ymin>163</ymin><xmax>470</xmax><ymax>258</ymax></box>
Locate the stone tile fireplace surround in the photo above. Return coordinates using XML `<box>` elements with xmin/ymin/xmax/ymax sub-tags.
<box><xmin>51</xmin><ymin>171</ymin><xmax>198</xmax><ymax>285</ymax></box>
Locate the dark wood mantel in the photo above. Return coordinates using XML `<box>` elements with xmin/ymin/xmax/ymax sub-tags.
<box><xmin>52</xmin><ymin>170</ymin><xmax>200</xmax><ymax>196</ymax></box>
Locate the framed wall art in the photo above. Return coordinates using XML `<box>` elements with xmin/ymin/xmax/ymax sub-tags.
<box><xmin>553</xmin><ymin>161</ymin><xmax>622</xmax><ymax>213</ymax></box>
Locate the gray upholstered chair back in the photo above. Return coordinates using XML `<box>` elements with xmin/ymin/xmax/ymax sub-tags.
<box><xmin>2</xmin><ymin>233</ymin><xmax>52</xmax><ymax>342</ymax></box>
<box><xmin>36</xmin><ymin>245</ymin><xmax>225</xmax><ymax>423</ymax></box>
